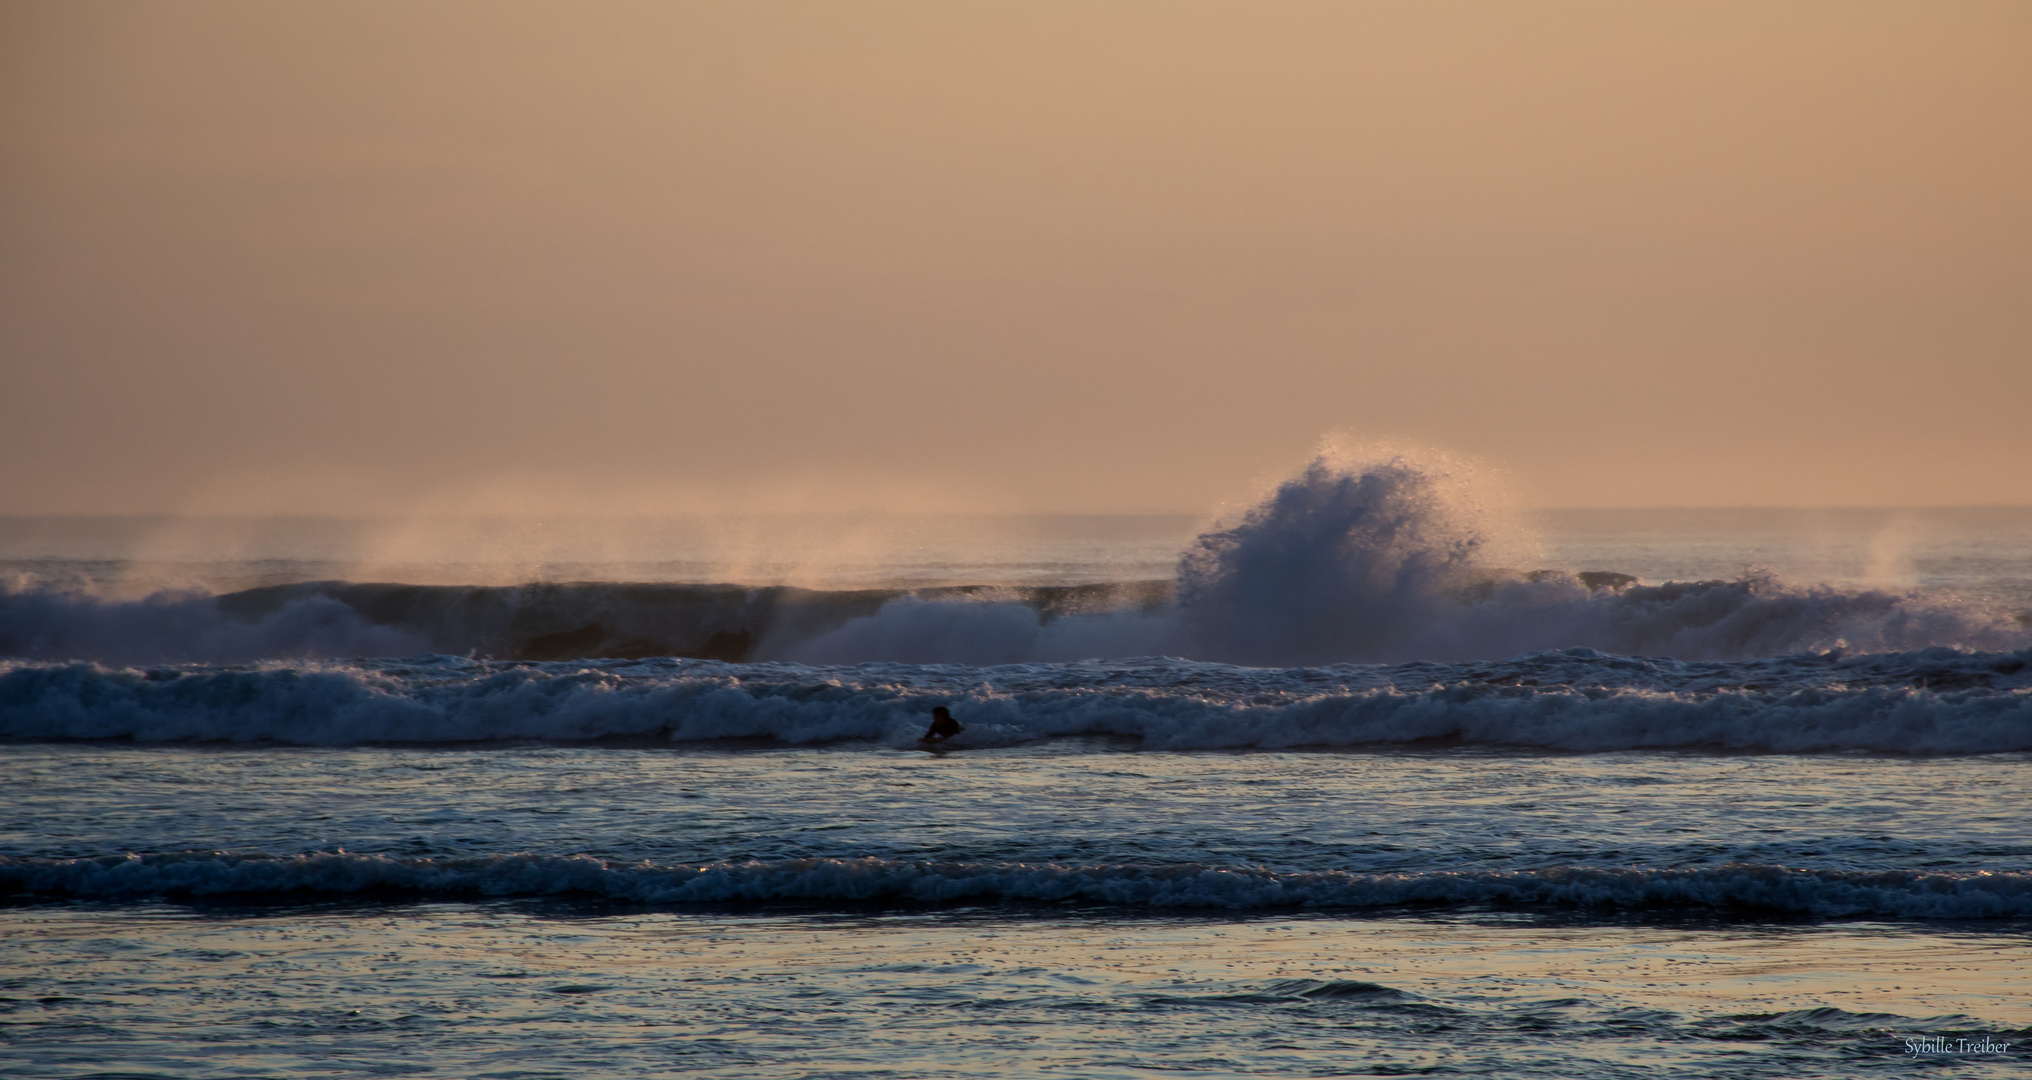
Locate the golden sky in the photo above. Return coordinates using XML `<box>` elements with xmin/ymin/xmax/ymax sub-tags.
<box><xmin>2</xmin><ymin>0</ymin><xmax>2027</xmax><ymax>514</ymax></box>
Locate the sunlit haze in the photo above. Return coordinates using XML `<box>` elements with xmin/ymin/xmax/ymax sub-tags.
<box><xmin>3</xmin><ymin>0</ymin><xmax>2028</xmax><ymax>515</ymax></box>
<box><xmin>7</xmin><ymin>9</ymin><xmax>2032</xmax><ymax>1074</ymax></box>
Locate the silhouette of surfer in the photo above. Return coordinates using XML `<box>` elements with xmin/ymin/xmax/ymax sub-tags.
<box><xmin>920</xmin><ymin>706</ymin><xmax>963</xmax><ymax>744</ymax></box>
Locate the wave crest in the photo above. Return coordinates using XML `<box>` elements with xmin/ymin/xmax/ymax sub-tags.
<box><xmin>2</xmin><ymin>451</ymin><xmax>2024</xmax><ymax>666</ymax></box>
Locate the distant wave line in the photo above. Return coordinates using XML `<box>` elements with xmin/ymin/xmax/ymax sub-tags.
<box><xmin>7</xmin><ymin>852</ymin><xmax>2030</xmax><ymax>918</ymax></box>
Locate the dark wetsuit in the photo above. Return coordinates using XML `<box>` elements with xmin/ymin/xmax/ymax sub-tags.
<box><xmin>922</xmin><ymin>711</ymin><xmax>963</xmax><ymax>741</ymax></box>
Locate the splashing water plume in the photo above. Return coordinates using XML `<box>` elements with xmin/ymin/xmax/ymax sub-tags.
<box><xmin>1177</xmin><ymin>446</ymin><xmax>1522</xmax><ymax>665</ymax></box>
<box><xmin>1</xmin><ymin>445</ymin><xmax>2025</xmax><ymax>668</ymax></box>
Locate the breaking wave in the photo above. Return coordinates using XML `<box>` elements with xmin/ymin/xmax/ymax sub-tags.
<box><xmin>3</xmin><ymin>647</ymin><xmax>2028</xmax><ymax>751</ymax></box>
<box><xmin>6</xmin><ymin>851</ymin><xmax>2029</xmax><ymax>918</ymax></box>
<box><xmin>1</xmin><ymin>450</ymin><xmax>2024</xmax><ymax>667</ymax></box>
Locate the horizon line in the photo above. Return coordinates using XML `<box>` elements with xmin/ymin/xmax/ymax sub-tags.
<box><xmin>4</xmin><ymin>504</ymin><xmax>2032</xmax><ymax>521</ymax></box>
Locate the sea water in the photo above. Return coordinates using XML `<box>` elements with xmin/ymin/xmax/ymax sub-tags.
<box><xmin>3</xmin><ymin>454</ymin><xmax>2029</xmax><ymax>1077</ymax></box>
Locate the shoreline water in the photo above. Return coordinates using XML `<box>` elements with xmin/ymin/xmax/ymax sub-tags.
<box><xmin>6</xmin><ymin>899</ymin><xmax>2027</xmax><ymax>1079</ymax></box>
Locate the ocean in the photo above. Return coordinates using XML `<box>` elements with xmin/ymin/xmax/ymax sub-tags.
<box><xmin>3</xmin><ymin>455</ymin><xmax>2029</xmax><ymax>1078</ymax></box>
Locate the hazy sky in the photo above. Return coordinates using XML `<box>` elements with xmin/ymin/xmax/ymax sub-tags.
<box><xmin>2</xmin><ymin>0</ymin><xmax>2027</xmax><ymax>515</ymax></box>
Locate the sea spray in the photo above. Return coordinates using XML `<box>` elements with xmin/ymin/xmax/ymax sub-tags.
<box><xmin>1</xmin><ymin>451</ymin><xmax>2024</xmax><ymax>666</ymax></box>
<box><xmin>1175</xmin><ymin>448</ymin><xmax>1513</xmax><ymax>664</ymax></box>
<box><xmin>786</xmin><ymin>451</ymin><xmax>2026</xmax><ymax>665</ymax></box>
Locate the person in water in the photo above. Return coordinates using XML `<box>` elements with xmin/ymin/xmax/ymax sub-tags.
<box><xmin>920</xmin><ymin>706</ymin><xmax>963</xmax><ymax>742</ymax></box>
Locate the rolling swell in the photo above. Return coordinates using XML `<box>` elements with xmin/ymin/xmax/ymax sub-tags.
<box><xmin>0</xmin><ymin>580</ymin><xmax>1169</xmax><ymax>667</ymax></box>
<box><xmin>5</xmin><ymin>851</ymin><xmax>2028</xmax><ymax>917</ymax></box>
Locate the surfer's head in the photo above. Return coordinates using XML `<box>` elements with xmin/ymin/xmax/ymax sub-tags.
<box><xmin>932</xmin><ymin>706</ymin><xmax>952</xmax><ymax>720</ymax></box>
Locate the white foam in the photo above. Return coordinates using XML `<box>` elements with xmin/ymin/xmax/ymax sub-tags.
<box><xmin>4</xmin><ymin>649</ymin><xmax>2028</xmax><ymax>752</ymax></box>
<box><xmin>2</xmin><ymin>451</ymin><xmax>2025</xmax><ymax>668</ymax></box>
<box><xmin>783</xmin><ymin>451</ymin><xmax>2026</xmax><ymax>666</ymax></box>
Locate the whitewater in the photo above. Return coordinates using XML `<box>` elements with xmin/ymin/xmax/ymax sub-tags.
<box><xmin>5</xmin><ymin>450</ymin><xmax>2028</xmax><ymax>754</ymax></box>
<box><xmin>5</xmin><ymin>454</ymin><xmax>2027</xmax><ymax>672</ymax></box>
<box><xmin>5</xmin><ymin>451</ymin><xmax>2030</xmax><ymax>1078</ymax></box>
<box><xmin>5</xmin><ymin>648</ymin><xmax>2031</xmax><ymax>753</ymax></box>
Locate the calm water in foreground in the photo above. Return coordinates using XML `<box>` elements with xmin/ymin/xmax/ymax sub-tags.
<box><xmin>3</xmin><ymin>745</ymin><xmax>2028</xmax><ymax>1078</ymax></box>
